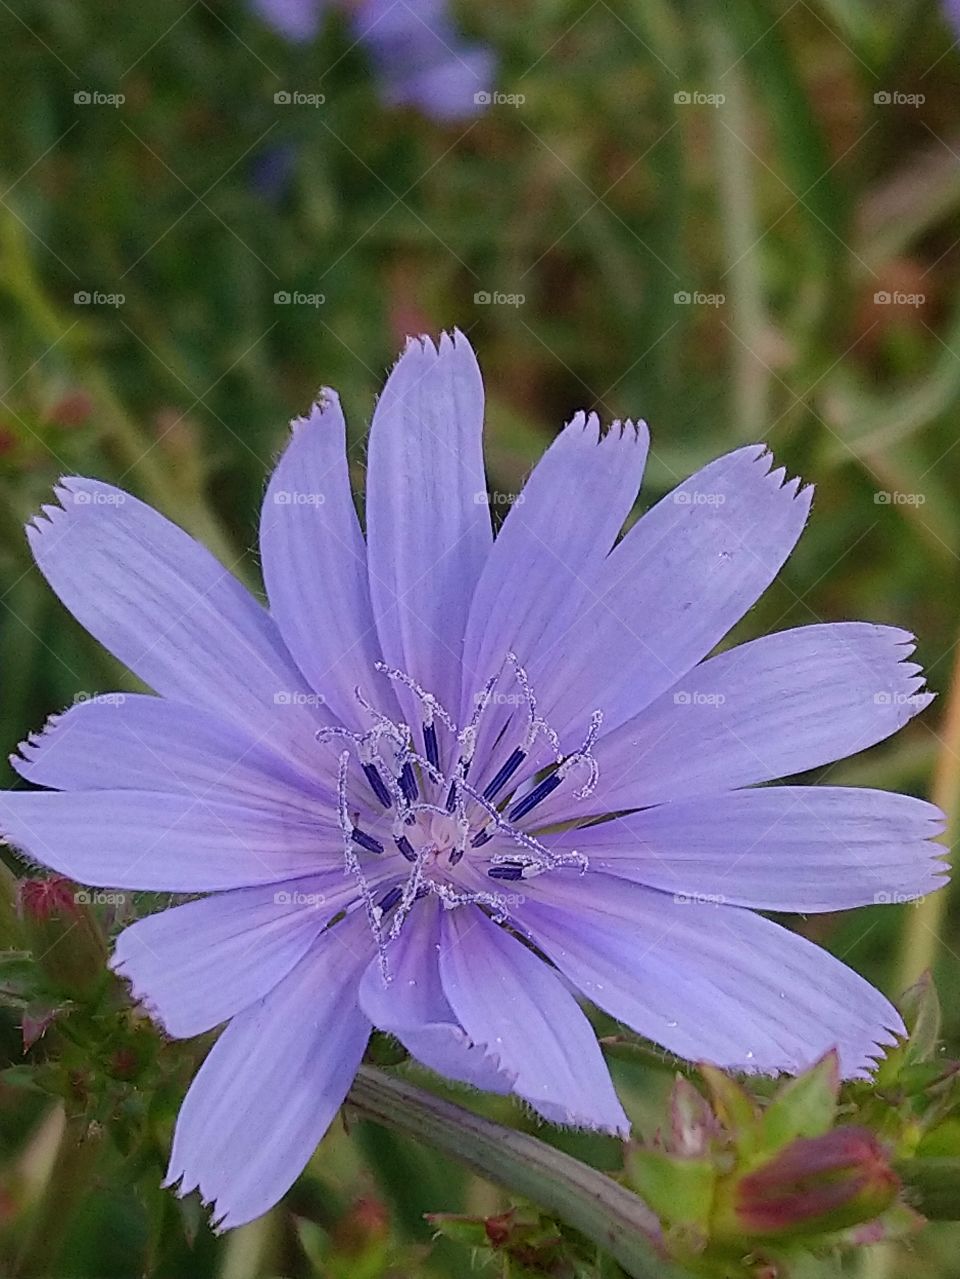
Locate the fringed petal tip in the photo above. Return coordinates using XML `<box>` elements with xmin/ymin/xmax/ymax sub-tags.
<box><xmin>847</xmin><ymin>1022</ymin><xmax>906</xmax><ymax>1081</ymax></box>
<box><xmin>605</xmin><ymin>417</ymin><xmax>649</xmax><ymax>448</ymax></box>
<box><xmin>289</xmin><ymin>388</ymin><xmax>342</xmax><ymax>435</ymax></box>
<box><xmin>10</xmin><ymin>710</ymin><xmax>69</xmax><ymax>781</ymax></box>
<box><xmin>400</xmin><ymin>327</ymin><xmax>472</xmax><ymax>358</ymax></box>
<box><xmin>562</xmin><ymin>411</ymin><xmax>649</xmax><ymax>450</ymax></box>
<box><xmin>870</xmin><ymin>625</ymin><xmax>936</xmax><ymax>712</ymax></box>
<box><xmin>749</xmin><ymin>444</ymin><xmax>816</xmax><ymax>512</ymax></box>
<box><xmin>160</xmin><ymin>1169</ymin><xmax>232</xmax><ymax>1234</ymax></box>
<box><xmin>26</xmin><ymin>476</ymin><xmax>108</xmax><ymax>532</ymax></box>
<box><xmin>386</xmin><ymin>330</ymin><xmax>482</xmax><ymax>391</ymax></box>
<box><xmin>519</xmin><ymin>1094</ymin><xmax>631</xmax><ymax>1141</ymax></box>
<box><xmin>712</xmin><ymin>1020</ymin><xmax>903</xmax><ymax>1082</ymax></box>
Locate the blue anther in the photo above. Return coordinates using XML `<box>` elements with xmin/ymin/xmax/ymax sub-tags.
<box><xmin>352</xmin><ymin>827</ymin><xmax>384</xmax><ymax>855</ymax></box>
<box><xmin>508</xmin><ymin>771</ymin><xmax>563</xmax><ymax>823</ymax></box>
<box><xmin>483</xmin><ymin>747</ymin><xmax>526</xmax><ymax>801</ymax></box>
<box><xmin>363</xmin><ymin>762</ymin><xmax>393</xmax><ymax>808</ymax></box>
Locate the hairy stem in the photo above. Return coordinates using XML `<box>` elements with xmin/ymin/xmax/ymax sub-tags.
<box><xmin>346</xmin><ymin>1066</ymin><xmax>683</xmax><ymax>1279</ymax></box>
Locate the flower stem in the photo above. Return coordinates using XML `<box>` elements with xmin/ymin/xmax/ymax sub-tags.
<box><xmin>894</xmin><ymin>637</ymin><xmax>960</xmax><ymax>991</ymax></box>
<box><xmin>12</xmin><ymin>1111</ymin><xmax>101</xmax><ymax>1279</ymax></box>
<box><xmin>346</xmin><ymin>1066</ymin><xmax>683</xmax><ymax>1279</ymax></box>
<box><xmin>707</xmin><ymin>17</ymin><xmax>771</xmax><ymax>442</ymax></box>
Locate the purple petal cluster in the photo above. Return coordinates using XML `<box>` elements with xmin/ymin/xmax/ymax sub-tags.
<box><xmin>2</xmin><ymin>332</ymin><xmax>945</xmax><ymax>1228</ymax></box>
<box><xmin>253</xmin><ymin>0</ymin><xmax>495</xmax><ymax>122</ymax></box>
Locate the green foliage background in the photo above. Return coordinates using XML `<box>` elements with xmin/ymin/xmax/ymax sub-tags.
<box><xmin>0</xmin><ymin>0</ymin><xmax>959</xmax><ymax>1274</ymax></box>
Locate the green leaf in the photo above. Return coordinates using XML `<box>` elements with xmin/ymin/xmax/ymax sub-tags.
<box><xmin>756</xmin><ymin>1051</ymin><xmax>840</xmax><ymax>1154</ymax></box>
<box><xmin>896</xmin><ymin>1156</ymin><xmax>960</xmax><ymax>1221</ymax></box>
<box><xmin>0</xmin><ymin>1064</ymin><xmax>44</xmax><ymax>1092</ymax></box>
<box><xmin>624</xmin><ymin>1147</ymin><xmax>716</xmax><ymax>1230</ymax></box>
<box><xmin>0</xmin><ymin>948</ymin><xmax>38</xmax><ymax>1001</ymax></box>
<box><xmin>426</xmin><ymin>1213</ymin><xmax>491</xmax><ymax>1248</ymax></box>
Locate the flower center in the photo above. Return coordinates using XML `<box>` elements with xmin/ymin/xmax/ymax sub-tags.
<box><xmin>317</xmin><ymin>654</ymin><xmax>601</xmax><ymax>977</ymax></box>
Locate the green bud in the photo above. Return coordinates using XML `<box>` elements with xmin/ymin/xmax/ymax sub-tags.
<box><xmin>699</xmin><ymin>1063</ymin><xmax>757</xmax><ymax>1148</ymax></box>
<box><xmin>901</xmin><ymin>971</ymin><xmax>942</xmax><ymax>1065</ymax></box>
<box><xmin>670</xmin><ymin>1075</ymin><xmax>720</xmax><ymax>1156</ymax></box>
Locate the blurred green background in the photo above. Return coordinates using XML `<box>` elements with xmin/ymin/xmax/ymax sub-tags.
<box><xmin>1</xmin><ymin>0</ymin><xmax>960</xmax><ymax>1274</ymax></box>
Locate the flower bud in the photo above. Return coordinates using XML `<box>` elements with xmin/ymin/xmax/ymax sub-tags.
<box><xmin>716</xmin><ymin>1126</ymin><xmax>899</xmax><ymax>1239</ymax></box>
<box><xmin>18</xmin><ymin>877</ymin><xmax>108</xmax><ymax>1002</ymax></box>
<box><xmin>331</xmin><ymin>1195</ymin><xmax>389</xmax><ymax>1256</ymax></box>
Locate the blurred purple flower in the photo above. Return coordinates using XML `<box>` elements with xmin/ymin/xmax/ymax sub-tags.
<box><xmin>946</xmin><ymin>0</ymin><xmax>960</xmax><ymax>38</ymax></box>
<box><xmin>253</xmin><ymin>0</ymin><xmax>495</xmax><ymax>121</ymax></box>
<box><xmin>2</xmin><ymin>332</ymin><xmax>945</xmax><ymax>1228</ymax></box>
<box><xmin>249</xmin><ymin>141</ymin><xmax>298</xmax><ymax>202</ymax></box>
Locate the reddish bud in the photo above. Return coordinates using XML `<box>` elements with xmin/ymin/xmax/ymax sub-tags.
<box><xmin>331</xmin><ymin>1195</ymin><xmax>389</xmax><ymax>1255</ymax></box>
<box><xmin>483</xmin><ymin>1210</ymin><xmax>516</xmax><ymax>1248</ymax></box>
<box><xmin>18</xmin><ymin>877</ymin><xmax>108</xmax><ymax>1001</ymax></box>
<box><xmin>727</xmin><ymin>1127</ymin><xmax>898</xmax><ymax>1239</ymax></box>
<box><xmin>19</xmin><ymin>876</ymin><xmax>82</xmax><ymax>922</ymax></box>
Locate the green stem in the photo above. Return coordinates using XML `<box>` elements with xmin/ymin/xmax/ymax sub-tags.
<box><xmin>12</xmin><ymin>1113</ymin><xmax>101</xmax><ymax>1279</ymax></box>
<box><xmin>895</xmin><ymin>637</ymin><xmax>960</xmax><ymax>991</ymax></box>
<box><xmin>346</xmin><ymin>1066</ymin><xmax>683</xmax><ymax>1279</ymax></box>
<box><xmin>707</xmin><ymin>18</ymin><xmax>770</xmax><ymax>441</ymax></box>
<box><xmin>217</xmin><ymin>1210</ymin><xmax>281</xmax><ymax>1279</ymax></box>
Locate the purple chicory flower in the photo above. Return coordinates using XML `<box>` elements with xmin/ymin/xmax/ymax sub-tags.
<box><xmin>944</xmin><ymin>0</ymin><xmax>960</xmax><ymax>40</ymax></box>
<box><xmin>253</xmin><ymin>0</ymin><xmax>496</xmax><ymax>122</ymax></box>
<box><xmin>1</xmin><ymin>332</ymin><xmax>946</xmax><ymax>1228</ymax></box>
